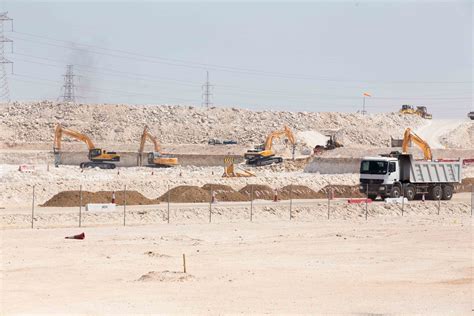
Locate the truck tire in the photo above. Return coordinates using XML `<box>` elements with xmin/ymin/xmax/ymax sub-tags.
<box><xmin>429</xmin><ymin>185</ymin><xmax>442</xmax><ymax>200</ymax></box>
<box><xmin>390</xmin><ymin>186</ymin><xmax>401</xmax><ymax>198</ymax></box>
<box><xmin>404</xmin><ymin>185</ymin><xmax>416</xmax><ymax>201</ymax></box>
<box><xmin>442</xmin><ymin>185</ymin><xmax>453</xmax><ymax>200</ymax></box>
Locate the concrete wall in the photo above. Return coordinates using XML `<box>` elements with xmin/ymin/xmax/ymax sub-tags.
<box><xmin>304</xmin><ymin>157</ymin><xmax>361</xmax><ymax>174</ymax></box>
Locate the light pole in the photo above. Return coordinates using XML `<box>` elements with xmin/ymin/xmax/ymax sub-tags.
<box><xmin>362</xmin><ymin>92</ymin><xmax>371</xmax><ymax>115</ymax></box>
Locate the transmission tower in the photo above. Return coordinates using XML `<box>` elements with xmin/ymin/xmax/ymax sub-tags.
<box><xmin>61</xmin><ymin>64</ymin><xmax>76</xmax><ymax>102</ymax></box>
<box><xmin>201</xmin><ymin>71</ymin><xmax>213</xmax><ymax>107</ymax></box>
<box><xmin>0</xmin><ymin>12</ymin><xmax>13</xmax><ymax>103</ymax></box>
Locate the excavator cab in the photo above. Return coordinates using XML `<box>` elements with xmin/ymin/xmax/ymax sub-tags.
<box><xmin>89</xmin><ymin>148</ymin><xmax>120</xmax><ymax>162</ymax></box>
<box><xmin>147</xmin><ymin>152</ymin><xmax>178</xmax><ymax>167</ymax></box>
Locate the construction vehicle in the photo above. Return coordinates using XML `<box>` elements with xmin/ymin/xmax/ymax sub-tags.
<box><xmin>244</xmin><ymin>125</ymin><xmax>296</xmax><ymax>166</ymax></box>
<box><xmin>313</xmin><ymin>134</ymin><xmax>343</xmax><ymax>155</ymax></box>
<box><xmin>468</xmin><ymin>111</ymin><xmax>474</xmax><ymax>120</ymax></box>
<box><xmin>399</xmin><ymin>104</ymin><xmax>432</xmax><ymax>119</ymax></box>
<box><xmin>359</xmin><ymin>128</ymin><xmax>461</xmax><ymax>200</ymax></box>
<box><xmin>222</xmin><ymin>157</ymin><xmax>255</xmax><ymax>177</ymax></box>
<box><xmin>53</xmin><ymin>124</ymin><xmax>120</xmax><ymax>169</ymax></box>
<box><xmin>138</xmin><ymin>126</ymin><xmax>178</xmax><ymax>167</ymax></box>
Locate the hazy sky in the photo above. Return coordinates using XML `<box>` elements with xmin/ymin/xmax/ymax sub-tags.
<box><xmin>3</xmin><ymin>0</ymin><xmax>473</xmax><ymax>118</ymax></box>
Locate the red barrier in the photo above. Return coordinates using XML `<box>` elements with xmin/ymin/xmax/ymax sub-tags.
<box><xmin>348</xmin><ymin>198</ymin><xmax>373</xmax><ymax>204</ymax></box>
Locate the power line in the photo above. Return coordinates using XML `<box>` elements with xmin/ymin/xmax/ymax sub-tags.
<box><xmin>11</xmin><ymin>30</ymin><xmax>472</xmax><ymax>85</ymax></box>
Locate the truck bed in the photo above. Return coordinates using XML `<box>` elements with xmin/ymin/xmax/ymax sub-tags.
<box><xmin>400</xmin><ymin>155</ymin><xmax>461</xmax><ymax>183</ymax></box>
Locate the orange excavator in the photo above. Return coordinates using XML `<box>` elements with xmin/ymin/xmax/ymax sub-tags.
<box><xmin>138</xmin><ymin>126</ymin><xmax>178</xmax><ymax>167</ymax></box>
<box><xmin>401</xmin><ymin>128</ymin><xmax>432</xmax><ymax>161</ymax></box>
<box><xmin>244</xmin><ymin>125</ymin><xmax>296</xmax><ymax>166</ymax></box>
<box><xmin>53</xmin><ymin>124</ymin><xmax>120</xmax><ymax>169</ymax></box>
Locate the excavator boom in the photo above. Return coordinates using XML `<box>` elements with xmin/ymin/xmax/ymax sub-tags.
<box><xmin>401</xmin><ymin>128</ymin><xmax>432</xmax><ymax>161</ymax></box>
<box><xmin>245</xmin><ymin>125</ymin><xmax>296</xmax><ymax>166</ymax></box>
<box><xmin>53</xmin><ymin>124</ymin><xmax>120</xmax><ymax>169</ymax></box>
<box><xmin>139</xmin><ymin>126</ymin><xmax>177</xmax><ymax>167</ymax></box>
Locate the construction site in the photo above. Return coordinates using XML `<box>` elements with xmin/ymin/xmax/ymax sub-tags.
<box><xmin>1</xmin><ymin>2</ymin><xmax>473</xmax><ymax>315</ymax></box>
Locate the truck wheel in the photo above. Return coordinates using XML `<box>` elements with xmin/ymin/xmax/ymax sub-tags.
<box><xmin>404</xmin><ymin>185</ymin><xmax>416</xmax><ymax>201</ymax></box>
<box><xmin>442</xmin><ymin>185</ymin><xmax>453</xmax><ymax>200</ymax></box>
<box><xmin>390</xmin><ymin>186</ymin><xmax>401</xmax><ymax>198</ymax></box>
<box><xmin>429</xmin><ymin>186</ymin><xmax>442</xmax><ymax>200</ymax></box>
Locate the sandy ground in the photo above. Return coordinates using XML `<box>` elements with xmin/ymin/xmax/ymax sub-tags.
<box><xmin>1</xmin><ymin>214</ymin><xmax>472</xmax><ymax>314</ymax></box>
<box><xmin>415</xmin><ymin>119</ymin><xmax>467</xmax><ymax>149</ymax></box>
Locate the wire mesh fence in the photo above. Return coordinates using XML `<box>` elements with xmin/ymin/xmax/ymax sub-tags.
<box><xmin>5</xmin><ymin>183</ymin><xmax>473</xmax><ymax>230</ymax></box>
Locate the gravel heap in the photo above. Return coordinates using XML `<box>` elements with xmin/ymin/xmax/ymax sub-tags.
<box><xmin>0</xmin><ymin>101</ymin><xmax>425</xmax><ymax>147</ymax></box>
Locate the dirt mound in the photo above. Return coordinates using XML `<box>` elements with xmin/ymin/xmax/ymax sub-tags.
<box><xmin>137</xmin><ymin>270</ymin><xmax>194</xmax><ymax>282</ymax></box>
<box><xmin>239</xmin><ymin>184</ymin><xmax>275</xmax><ymax>200</ymax></box>
<box><xmin>42</xmin><ymin>190</ymin><xmax>157</xmax><ymax>207</ymax></box>
<box><xmin>454</xmin><ymin>178</ymin><xmax>474</xmax><ymax>192</ymax></box>
<box><xmin>157</xmin><ymin>185</ymin><xmax>210</xmax><ymax>203</ymax></box>
<box><xmin>201</xmin><ymin>184</ymin><xmax>248</xmax><ymax>202</ymax></box>
<box><xmin>319</xmin><ymin>185</ymin><xmax>365</xmax><ymax>198</ymax></box>
<box><xmin>278</xmin><ymin>185</ymin><xmax>320</xmax><ymax>199</ymax></box>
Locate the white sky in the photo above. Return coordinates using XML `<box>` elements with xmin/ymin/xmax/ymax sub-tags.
<box><xmin>4</xmin><ymin>1</ymin><xmax>473</xmax><ymax>118</ymax></box>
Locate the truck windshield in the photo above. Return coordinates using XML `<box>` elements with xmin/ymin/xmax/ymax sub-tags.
<box><xmin>360</xmin><ymin>160</ymin><xmax>388</xmax><ymax>174</ymax></box>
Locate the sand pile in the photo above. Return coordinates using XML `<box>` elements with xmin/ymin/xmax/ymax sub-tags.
<box><xmin>137</xmin><ymin>271</ymin><xmax>194</xmax><ymax>282</ymax></box>
<box><xmin>157</xmin><ymin>185</ymin><xmax>210</xmax><ymax>203</ymax></box>
<box><xmin>239</xmin><ymin>184</ymin><xmax>275</xmax><ymax>200</ymax></box>
<box><xmin>319</xmin><ymin>185</ymin><xmax>365</xmax><ymax>198</ymax></box>
<box><xmin>454</xmin><ymin>178</ymin><xmax>474</xmax><ymax>192</ymax></box>
<box><xmin>42</xmin><ymin>190</ymin><xmax>157</xmax><ymax>207</ymax></box>
<box><xmin>277</xmin><ymin>185</ymin><xmax>320</xmax><ymax>199</ymax></box>
<box><xmin>0</xmin><ymin>101</ymin><xmax>425</xmax><ymax>148</ymax></box>
<box><xmin>201</xmin><ymin>184</ymin><xmax>248</xmax><ymax>202</ymax></box>
<box><xmin>440</xmin><ymin>122</ymin><xmax>474</xmax><ymax>149</ymax></box>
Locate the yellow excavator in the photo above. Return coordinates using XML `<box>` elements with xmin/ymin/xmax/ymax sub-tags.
<box><xmin>401</xmin><ymin>128</ymin><xmax>432</xmax><ymax>161</ymax></box>
<box><xmin>53</xmin><ymin>124</ymin><xmax>120</xmax><ymax>169</ymax></box>
<box><xmin>138</xmin><ymin>126</ymin><xmax>178</xmax><ymax>167</ymax></box>
<box><xmin>244</xmin><ymin>125</ymin><xmax>296</xmax><ymax>166</ymax></box>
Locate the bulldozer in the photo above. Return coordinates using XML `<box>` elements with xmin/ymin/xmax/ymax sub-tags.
<box><xmin>53</xmin><ymin>124</ymin><xmax>120</xmax><ymax>169</ymax></box>
<box><xmin>244</xmin><ymin>125</ymin><xmax>296</xmax><ymax>166</ymax></box>
<box><xmin>399</xmin><ymin>105</ymin><xmax>432</xmax><ymax>119</ymax></box>
<box><xmin>138</xmin><ymin>126</ymin><xmax>178</xmax><ymax>167</ymax></box>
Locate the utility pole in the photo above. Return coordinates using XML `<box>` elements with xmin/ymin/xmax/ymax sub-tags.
<box><xmin>0</xmin><ymin>12</ymin><xmax>13</xmax><ymax>103</ymax></box>
<box><xmin>201</xmin><ymin>71</ymin><xmax>212</xmax><ymax>107</ymax></box>
<box><xmin>61</xmin><ymin>64</ymin><xmax>76</xmax><ymax>103</ymax></box>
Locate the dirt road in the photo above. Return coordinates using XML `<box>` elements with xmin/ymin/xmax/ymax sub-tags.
<box><xmin>415</xmin><ymin>119</ymin><xmax>466</xmax><ymax>149</ymax></box>
<box><xmin>1</xmin><ymin>217</ymin><xmax>472</xmax><ymax>314</ymax></box>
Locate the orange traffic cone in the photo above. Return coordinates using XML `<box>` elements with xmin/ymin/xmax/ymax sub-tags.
<box><xmin>273</xmin><ymin>189</ymin><xmax>279</xmax><ymax>202</ymax></box>
<box><xmin>112</xmin><ymin>191</ymin><xmax>116</xmax><ymax>204</ymax></box>
<box><xmin>65</xmin><ymin>232</ymin><xmax>85</xmax><ymax>240</ymax></box>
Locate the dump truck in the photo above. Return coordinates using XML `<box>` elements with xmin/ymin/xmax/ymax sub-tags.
<box><xmin>359</xmin><ymin>128</ymin><xmax>461</xmax><ymax>200</ymax></box>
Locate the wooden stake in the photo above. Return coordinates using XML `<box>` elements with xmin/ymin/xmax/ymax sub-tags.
<box><xmin>182</xmin><ymin>253</ymin><xmax>186</xmax><ymax>273</ymax></box>
<box><xmin>31</xmin><ymin>185</ymin><xmax>35</xmax><ymax>229</ymax></box>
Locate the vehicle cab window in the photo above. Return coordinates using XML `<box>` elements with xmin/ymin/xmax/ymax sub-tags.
<box><xmin>389</xmin><ymin>162</ymin><xmax>396</xmax><ymax>173</ymax></box>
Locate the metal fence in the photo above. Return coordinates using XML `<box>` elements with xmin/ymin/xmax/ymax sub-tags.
<box><xmin>5</xmin><ymin>183</ymin><xmax>473</xmax><ymax>230</ymax></box>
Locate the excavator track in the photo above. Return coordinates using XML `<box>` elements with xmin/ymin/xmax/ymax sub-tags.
<box><xmin>80</xmin><ymin>162</ymin><xmax>117</xmax><ymax>169</ymax></box>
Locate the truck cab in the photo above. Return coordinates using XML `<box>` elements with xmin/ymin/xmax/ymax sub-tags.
<box><xmin>359</xmin><ymin>156</ymin><xmax>400</xmax><ymax>200</ymax></box>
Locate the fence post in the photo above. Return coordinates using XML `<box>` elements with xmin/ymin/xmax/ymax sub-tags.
<box><xmin>79</xmin><ymin>185</ymin><xmax>82</xmax><ymax>227</ymax></box>
<box><xmin>167</xmin><ymin>184</ymin><xmax>170</xmax><ymax>224</ymax></box>
<box><xmin>471</xmin><ymin>184</ymin><xmax>473</xmax><ymax>217</ymax></box>
<box><xmin>209</xmin><ymin>184</ymin><xmax>212</xmax><ymax>223</ymax></box>
<box><xmin>401</xmin><ymin>190</ymin><xmax>404</xmax><ymax>217</ymax></box>
<box><xmin>31</xmin><ymin>185</ymin><xmax>35</xmax><ymax>229</ymax></box>
<box><xmin>327</xmin><ymin>185</ymin><xmax>330</xmax><ymax>220</ymax></box>
<box><xmin>123</xmin><ymin>185</ymin><xmax>127</xmax><ymax>226</ymax></box>
<box><xmin>250</xmin><ymin>184</ymin><xmax>254</xmax><ymax>222</ymax></box>
<box><xmin>437</xmin><ymin>187</ymin><xmax>441</xmax><ymax>215</ymax></box>
<box><xmin>365</xmin><ymin>184</ymin><xmax>368</xmax><ymax>221</ymax></box>
<box><xmin>289</xmin><ymin>184</ymin><xmax>293</xmax><ymax>220</ymax></box>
